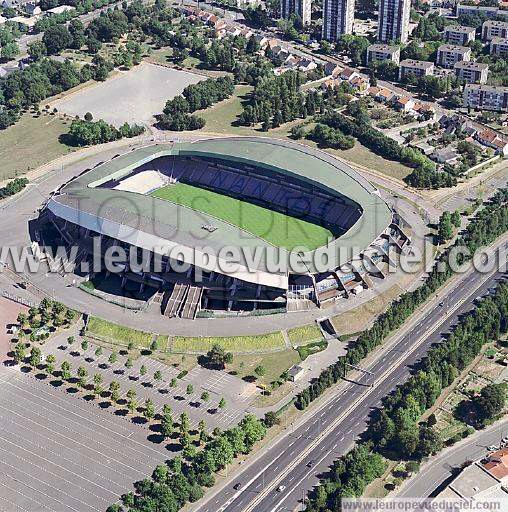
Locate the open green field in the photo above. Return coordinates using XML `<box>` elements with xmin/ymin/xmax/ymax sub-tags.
<box><xmin>286</xmin><ymin>323</ymin><xmax>323</xmax><ymax>345</ymax></box>
<box><xmin>152</xmin><ymin>182</ymin><xmax>333</xmax><ymax>250</ymax></box>
<box><xmin>171</xmin><ymin>331</ymin><xmax>286</xmax><ymax>353</ymax></box>
<box><xmin>86</xmin><ymin>316</ymin><xmax>154</xmax><ymax>348</ymax></box>
<box><xmin>0</xmin><ymin>113</ymin><xmax>74</xmax><ymax>181</ymax></box>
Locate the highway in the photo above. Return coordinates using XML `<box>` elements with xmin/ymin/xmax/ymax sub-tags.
<box><xmin>193</xmin><ymin>254</ymin><xmax>507</xmax><ymax>512</ymax></box>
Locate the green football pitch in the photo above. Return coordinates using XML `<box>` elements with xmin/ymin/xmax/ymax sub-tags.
<box><xmin>151</xmin><ymin>182</ymin><xmax>333</xmax><ymax>251</ymax></box>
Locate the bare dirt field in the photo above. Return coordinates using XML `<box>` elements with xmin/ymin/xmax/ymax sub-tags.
<box><xmin>50</xmin><ymin>63</ymin><xmax>204</xmax><ymax>126</ymax></box>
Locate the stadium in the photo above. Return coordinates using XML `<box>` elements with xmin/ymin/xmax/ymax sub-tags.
<box><xmin>38</xmin><ymin>137</ymin><xmax>409</xmax><ymax>318</ymax></box>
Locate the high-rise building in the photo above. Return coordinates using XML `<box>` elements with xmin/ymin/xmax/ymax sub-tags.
<box><xmin>322</xmin><ymin>0</ymin><xmax>355</xmax><ymax>41</ymax></box>
<box><xmin>280</xmin><ymin>0</ymin><xmax>312</xmax><ymax>26</ymax></box>
<box><xmin>377</xmin><ymin>0</ymin><xmax>410</xmax><ymax>44</ymax></box>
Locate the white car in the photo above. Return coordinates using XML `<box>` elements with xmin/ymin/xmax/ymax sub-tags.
<box><xmin>488</xmin><ymin>445</ymin><xmax>497</xmax><ymax>451</ymax></box>
<box><xmin>276</xmin><ymin>485</ymin><xmax>286</xmax><ymax>493</ymax></box>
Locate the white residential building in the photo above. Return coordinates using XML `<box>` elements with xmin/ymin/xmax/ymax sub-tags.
<box><xmin>280</xmin><ymin>0</ymin><xmax>312</xmax><ymax>26</ymax></box>
<box><xmin>436</xmin><ymin>44</ymin><xmax>471</xmax><ymax>68</ymax></box>
<box><xmin>482</xmin><ymin>20</ymin><xmax>508</xmax><ymax>42</ymax></box>
<box><xmin>399</xmin><ymin>59</ymin><xmax>434</xmax><ymax>80</ymax></box>
<box><xmin>463</xmin><ymin>84</ymin><xmax>508</xmax><ymax>112</ymax></box>
<box><xmin>490</xmin><ymin>37</ymin><xmax>508</xmax><ymax>56</ymax></box>
<box><xmin>377</xmin><ymin>0</ymin><xmax>411</xmax><ymax>44</ymax></box>
<box><xmin>322</xmin><ymin>0</ymin><xmax>355</xmax><ymax>41</ymax></box>
<box><xmin>454</xmin><ymin>61</ymin><xmax>489</xmax><ymax>84</ymax></box>
<box><xmin>443</xmin><ymin>25</ymin><xmax>476</xmax><ymax>46</ymax></box>
<box><xmin>366</xmin><ymin>44</ymin><xmax>401</xmax><ymax>65</ymax></box>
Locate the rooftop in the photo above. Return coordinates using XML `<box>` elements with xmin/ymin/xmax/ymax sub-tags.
<box><xmin>400</xmin><ymin>59</ymin><xmax>434</xmax><ymax>69</ymax></box>
<box><xmin>444</xmin><ymin>24</ymin><xmax>476</xmax><ymax>34</ymax></box>
<box><xmin>465</xmin><ymin>83</ymin><xmax>508</xmax><ymax>93</ymax></box>
<box><xmin>367</xmin><ymin>44</ymin><xmax>400</xmax><ymax>53</ymax></box>
<box><xmin>49</xmin><ymin>138</ymin><xmax>392</xmax><ymax>280</ymax></box>
<box><xmin>454</xmin><ymin>61</ymin><xmax>490</xmax><ymax>71</ymax></box>
<box><xmin>438</xmin><ymin>44</ymin><xmax>472</xmax><ymax>54</ymax></box>
<box><xmin>483</xmin><ymin>19</ymin><xmax>508</xmax><ymax>28</ymax></box>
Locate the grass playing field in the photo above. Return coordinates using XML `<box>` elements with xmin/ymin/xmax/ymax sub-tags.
<box><xmin>151</xmin><ymin>182</ymin><xmax>333</xmax><ymax>250</ymax></box>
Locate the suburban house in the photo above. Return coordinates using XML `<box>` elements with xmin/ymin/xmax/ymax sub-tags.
<box><xmin>432</xmin><ymin>147</ymin><xmax>460</xmax><ymax>165</ymax></box>
<box><xmin>395</xmin><ymin>96</ymin><xmax>416</xmax><ymax>112</ymax></box>
<box><xmin>475</xmin><ymin>129</ymin><xmax>508</xmax><ymax>156</ymax></box>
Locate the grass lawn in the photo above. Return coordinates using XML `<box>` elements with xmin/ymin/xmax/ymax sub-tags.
<box><xmin>152</xmin><ymin>182</ymin><xmax>333</xmax><ymax>250</ymax></box>
<box><xmin>332</xmin><ymin>284</ymin><xmax>402</xmax><ymax>335</ymax></box>
<box><xmin>198</xmin><ymin>86</ymin><xmax>412</xmax><ymax>181</ymax></box>
<box><xmin>297</xmin><ymin>339</ymin><xmax>328</xmax><ymax>360</ymax></box>
<box><xmin>0</xmin><ymin>113</ymin><xmax>74</xmax><ymax>181</ymax></box>
<box><xmin>86</xmin><ymin>316</ymin><xmax>153</xmax><ymax>348</ymax></box>
<box><xmin>229</xmin><ymin>349</ymin><xmax>301</xmax><ymax>385</ymax></box>
<box><xmin>286</xmin><ymin>323</ymin><xmax>323</xmax><ymax>346</ymax></box>
<box><xmin>171</xmin><ymin>331</ymin><xmax>286</xmax><ymax>353</ymax></box>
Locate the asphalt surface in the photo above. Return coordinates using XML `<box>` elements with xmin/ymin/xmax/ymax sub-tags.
<box><xmin>397</xmin><ymin>417</ymin><xmax>508</xmax><ymax>499</ymax></box>
<box><xmin>0</xmin><ymin>368</ymin><xmax>169</xmax><ymax>512</ymax></box>
<box><xmin>193</xmin><ymin>262</ymin><xmax>507</xmax><ymax>512</ymax></box>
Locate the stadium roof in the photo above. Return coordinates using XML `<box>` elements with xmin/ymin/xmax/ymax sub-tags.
<box><xmin>47</xmin><ymin>137</ymin><xmax>392</xmax><ymax>288</ymax></box>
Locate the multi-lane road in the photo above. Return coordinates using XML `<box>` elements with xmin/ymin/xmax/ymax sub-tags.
<box><xmin>193</xmin><ymin>249</ymin><xmax>507</xmax><ymax>512</ymax></box>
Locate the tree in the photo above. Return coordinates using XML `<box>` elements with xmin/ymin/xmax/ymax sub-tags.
<box><xmin>161</xmin><ymin>404</ymin><xmax>173</xmax><ymax>438</ymax></box>
<box><xmin>126</xmin><ymin>389</ymin><xmax>137</xmax><ymax>413</ymax></box>
<box><xmin>61</xmin><ymin>360</ymin><xmax>71</xmax><ymax>380</ymax></box>
<box><xmin>109</xmin><ymin>381</ymin><xmax>120</xmax><ymax>403</ymax></box>
<box><xmin>125</xmin><ymin>358</ymin><xmax>133</xmax><ymax>369</ymax></box>
<box><xmin>144</xmin><ymin>399</ymin><xmax>155</xmax><ymax>420</ymax></box>
<box><xmin>95</xmin><ymin>347</ymin><xmax>102</xmax><ymax>357</ymax></box>
<box><xmin>198</xmin><ymin>419</ymin><xmax>207</xmax><ymax>444</ymax></box>
<box><xmin>81</xmin><ymin>340</ymin><xmax>88</xmax><ymax>352</ymax></box>
<box><xmin>14</xmin><ymin>343</ymin><xmax>26</xmax><ymax>364</ymax></box>
<box><xmin>186</xmin><ymin>384</ymin><xmax>194</xmax><ymax>395</ymax></box>
<box><xmin>205</xmin><ymin>344</ymin><xmax>233</xmax><ymax>369</ymax></box>
<box><xmin>254</xmin><ymin>365</ymin><xmax>265</xmax><ymax>378</ymax></box>
<box><xmin>438</xmin><ymin>211</ymin><xmax>454</xmax><ymax>243</ymax></box>
<box><xmin>474</xmin><ymin>383</ymin><xmax>506</xmax><ymax>425</ymax></box>
<box><xmin>108</xmin><ymin>351</ymin><xmax>118</xmax><ymax>365</ymax></box>
<box><xmin>28</xmin><ymin>41</ymin><xmax>46</xmax><ymax>61</ymax></box>
<box><xmin>1</xmin><ymin>42</ymin><xmax>19</xmax><ymax>61</ymax></box>
<box><xmin>451</xmin><ymin>211</ymin><xmax>461</xmax><ymax>228</ymax></box>
<box><xmin>154</xmin><ymin>370</ymin><xmax>162</xmax><ymax>382</ymax></box>
<box><xmin>45</xmin><ymin>354</ymin><xmax>56</xmax><ymax>375</ymax></box>
<box><xmin>42</xmin><ymin>25</ymin><xmax>73</xmax><ymax>55</ymax></box>
<box><xmin>93</xmin><ymin>373</ymin><xmax>103</xmax><ymax>396</ymax></box>
<box><xmin>180</xmin><ymin>412</ymin><xmax>190</xmax><ymax>435</ymax></box>
<box><xmin>77</xmin><ymin>366</ymin><xmax>88</xmax><ymax>388</ymax></box>
<box><xmin>67</xmin><ymin>336</ymin><xmax>75</xmax><ymax>347</ymax></box>
<box><xmin>170</xmin><ymin>378</ymin><xmax>177</xmax><ymax>388</ymax></box>
<box><xmin>201</xmin><ymin>391</ymin><xmax>210</xmax><ymax>402</ymax></box>
<box><xmin>264</xmin><ymin>411</ymin><xmax>280</xmax><ymax>427</ymax></box>
<box><xmin>218</xmin><ymin>398</ymin><xmax>226</xmax><ymax>409</ymax></box>
<box><xmin>290</xmin><ymin>124</ymin><xmax>306</xmax><ymax>140</ymax></box>
<box><xmin>140</xmin><ymin>364</ymin><xmax>147</xmax><ymax>377</ymax></box>
<box><xmin>127</xmin><ymin>340</ymin><xmax>135</xmax><ymax>351</ymax></box>
<box><xmin>84</xmin><ymin>112</ymin><xmax>93</xmax><ymax>122</ymax></box>
<box><xmin>29</xmin><ymin>346</ymin><xmax>42</xmax><ymax>367</ymax></box>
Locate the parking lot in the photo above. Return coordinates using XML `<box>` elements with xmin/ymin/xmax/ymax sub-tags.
<box><xmin>41</xmin><ymin>332</ymin><xmax>258</xmax><ymax>431</ymax></box>
<box><xmin>0</xmin><ymin>368</ymin><xmax>168</xmax><ymax>512</ymax></box>
<box><xmin>49</xmin><ymin>63</ymin><xmax>204</xmax><ymax>126</ymax></box>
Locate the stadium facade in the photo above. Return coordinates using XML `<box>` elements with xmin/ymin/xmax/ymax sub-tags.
<box><xmin>39</xmin><ymin>137</ymin><xmax>409</xmax><ymax>318</ymax></box>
